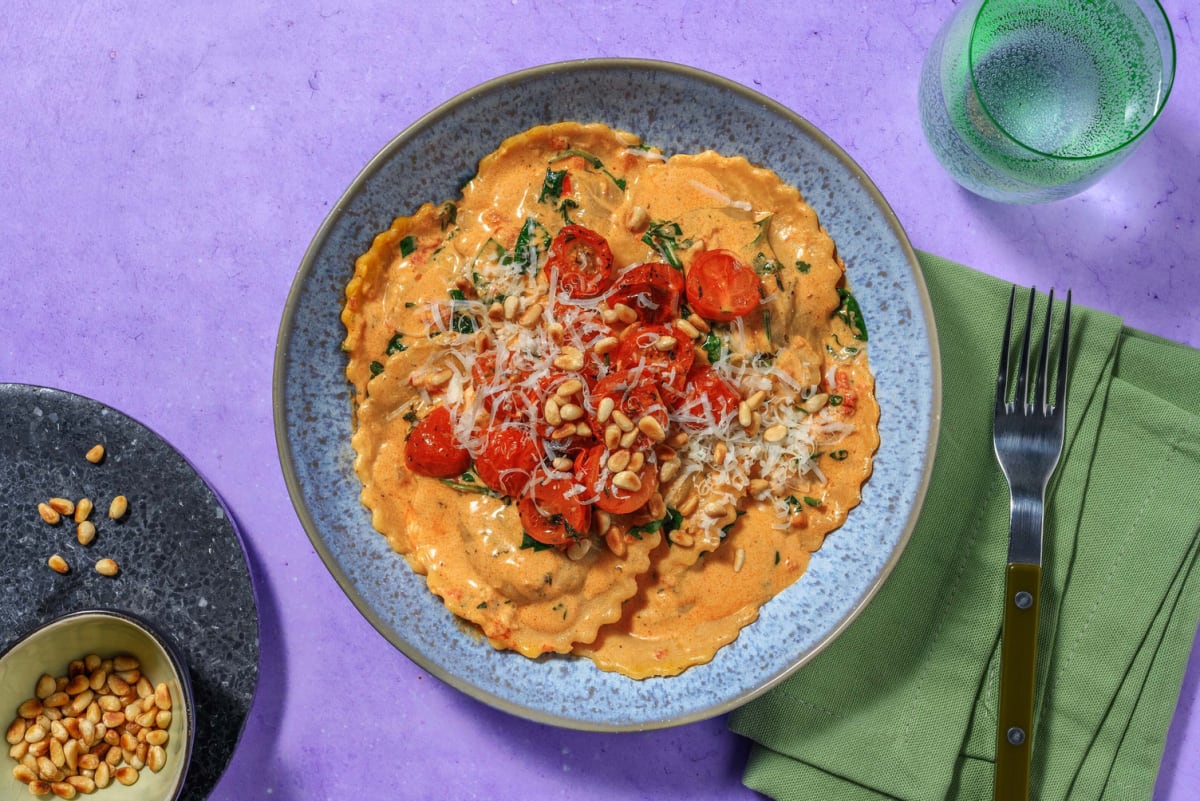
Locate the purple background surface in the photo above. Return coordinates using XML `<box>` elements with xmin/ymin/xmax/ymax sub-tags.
<box><xmin>2</xmin><ymin>2</ymin><xmax>1197</xmax><ymax>799</ymax></box>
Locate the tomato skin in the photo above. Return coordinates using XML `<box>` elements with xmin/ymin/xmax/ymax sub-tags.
<box><xmin>685</xmin><ymin>249</ymin><xmax>761</xmax><ymax>322</ymax></box>
<box><xmin>405</xmin><ymin>406</ymin><xmax>471</xmax><ymax>478</ymax></box>
<box><xmin>474</xmin><ymin>426</ymin><xmax>542</xmax><ymax>497</ymax></box>
<box><xmin>575</xmin><ymin>445</ymin><xmax>659</xmax><ymax>515</ymax></box>
<box><xmin>676</xmin><ymin>366</ymin><xmax>741</xmax><ymax>430</ymax></box>
<box><xmin>518</xmin><ymin>477</ymin><xmax>592</xmax><ymax>547</ymax></box>
<box><xmin>545</xmin><ymin>225</ymin><xmax>615</xmax><ymax>298</ymax></box>
<box><xmin>606</xmin><ymin>262</ymin><xmax>684</xmax><ymax>324</ymax></box>
<box><xmin>612</xmin><ymin>324</ymin><xmax>695</xmax><ymax>403</ymax></box>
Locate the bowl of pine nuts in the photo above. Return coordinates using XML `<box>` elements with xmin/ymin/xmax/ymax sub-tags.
<box><xmin>1</xmin><ymin>610</ymin><xmax>194</xmax><ymax>800</ymax></box>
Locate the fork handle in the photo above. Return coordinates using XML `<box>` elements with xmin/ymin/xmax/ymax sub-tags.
<box><xmin>994</xmin><ymin>562</ymin><xmax>1041</xmax><ymax>801</ymax></box>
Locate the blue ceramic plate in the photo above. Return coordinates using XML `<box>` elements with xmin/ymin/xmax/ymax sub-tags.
<box><xmin>274</xmin><ymin>59</ymin><xmax>940</xmax><ymax>731</ymax></box>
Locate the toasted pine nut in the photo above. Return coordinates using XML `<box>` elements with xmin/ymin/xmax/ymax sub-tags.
<box><xmin>6</xmin><ymin>719</ymin><xmax>25</xmax><ymax>745</ymax></box>
<box><xmin>613</xmin><ymin>303</ymin><xmax>638</xmax><ymax>324</ymax></box>
<box><xmin>712</xmin><ymin>442</ymin><xmax>728</xmax><ymax>464</ymax></box>
<box><xmin>48</xmin><ymin>498</ymin><xmax>75</xmax><ymax>516</ymax></box>
<box><xmin>47</xmin><ymin>555</ymin><xmax>69</xmax><ymax>575</ymax></box>
<box><xmin>543</xmin><ymin>397</ymin><xmax>562</xmax><ymax>426</ymax></box>
<box><xmin>749</xmin><ymin>410</ymin><xmax>762</xmax><ymax>436</ymax></box>
<box><xmin>596</xmin><ymin>396</ymin><xmax>615</xmax><ymax>423</ymax></box>
<box><xmin>803</xmin><ymin>392</ymin><xmax>829</xmax><ymax>413</ymax></box>
<box><xmin>28</xmin><ymin>780</ymin><xmax>51</xmax><ymax>796</ymax></box>
<box><xmin>114</xmin><ymin>766</ymin><xmax>138</xmax><ymax>786</ymax></box>
<box><xmin>545</xmin><ymin>321</ymin><xmax>565</xmax><ymax>342</ymax></box>
<box><xmin>63</xmin><ymin>675</ymin><xmax>88</xmax><ymax>696</ymax></box>
<box><xmin>734</xmin><ymin>548</ymin><xmax>746</xmax><ymax>573</ymax></box>
<box><xmin>566</xmin><ymin>538</ymin><xmax>591</xmax><ymax>561</ymax></box>
<box><xmin>558</xmin><ymin>403</ymin><xmax>584</xmax><ymax>422</ymax></box>
<box><xmin>77</xmin><ymin>753</ymin><xmax>98</xmax><ymax>772</ymax></box>
<box><xmin>36</xmin><ymin>675</ymin><xmax>56</xmax><ymax>700</ymax></box>
<box><xmin>486</xmin><ymin>301</ymin><xmax>504</xmax><ymax>320</ymax></box>
<box><xmin>147</xmin><ymin>744</ymin><xmax>167</xmax><ymax>773</ymax></box>
<box><xmin>94</xmin><ymin>559</ymin><xmax>119</xmax><ymax>578</ymax></box>
<box><xmin>648</xmin><ymin>492</ymin><xmax>666</xmax><ymax>520</ymax></box>
<box><xmin>625</xmin><ymin>204</ymin><xmax>649</xmax><ymax>232</ymax></box>
<box><xmin>38</xmin><ymin>504</ymin><xmax>61</xmax><ymax>525</ymax></box>
<box><xmin>606</xmin><ymin>450</ymin><xmax>631</xmax><ymax>473</ymax></box>
<box><xmin>154</xmin><ymin>710</ymin><xmax>171</xmax><ymax>729</ymax></box>
<box><xmin>144</xmin><ymin>728</ymin><xmax>168</xmax><ymax>747</ymax></box>
<box><xmin>502</xmin><ymin>295</ymin><xmax>520</xmax><ymax>320</ymax></box>
<box><xmin>12</xmin><ymin>763</ymin><xmax>36</xmax><ymax>783</ymax></box>
<box><xmin>112</xmin><ymin>655</ymin><xmax>138</xmax><ymax>672</ymax></box>
<box><xmin>604</xmin><ymin>424</ymin><xmax>621</xmax><ymax>450</ymax></box>
<box><xmin>703</xmin><ymin>501</ymin><xmax>728</xmax><ymax>517</ymax></box>
<box><xmin>627</xmin><ymin>451</ymin><xmax>645</xmax><ymax>474</ymax></box>
<box><xmin>73</xmin><ymin>499</ymin><xmax>92</xmax><ymax>523</ymax></box>
<box><xmin>76</xmin><ymin>521</ymin><xmax>96</xmax><ymax>546</ymax></box>
<box><xmin>763</xmin><ymin>424</ymin><xmax>788</xmax><ymax>443</ymax></box>
<box><xmin>23</xmin><ymin>723</ymin><xmax>46</xmax><ymax>744</ymax></box>
<box><xmin>85</xmin><ymin>445</ymin><xmax>105</xmax><ymax>464</ymax></box>
<box><xmin>94</xmin><ymin>762</ymin><xmax>110</xmax><ymax>788</ymax></box>
<box><xmin>427</xmin><ymin>368</ymin><xmax>454</xmax><ymax>388</ymax></box>
<box><xmin>653</xmin><ymin>335</ymin><xmax>677</xmax><ymax>351</ymax></box>
<box><xmin>619</xmin><ymin>429</ymin><xmax>639</xmax><ymax>449</ymax></box>
<box><xmin>574</xmin><ymin>422</ymin><xmax>592</xmax><ymax>437</ymax></box>
<box><xmin>601</xmin><ymin>308</ymin><xmax>618</xmax><ymax>324</ymax></box>
<box><xmin>67</xmin><ymin>776</ymin><xmax>95</xmax><ymax>794</ymax></box>
<box><xmin>555</xmin><ymin>379</ymin><xmax>583</xmax><ymax>398</ymax></box>
<box><xmin>605</xmin><ymin>527</ymin><xmax>627</xmax><ymax>558</ymax></box>
<box><xmin>552</xmin><ymin>346</ymin><xmax>584</xmax><ymax>371</ymax></box>
<box><xmin>749</xmin><ymin>478</ymin><xmax>771</xmax><ymax>495</ymax></box>
<box><xmin>107</xmin><ymin>496</ymin><xmax>128</xmax><ymax>520</ymax></box>
<box><xmin>612</xmin><ymin>471</ymin><xmax>642</xmax><ymax>492</ymax></box>
<box><xmin>687</xmin><ymin>313</ymin><xmax>711</xmax><ymax>334</ymax></box>
<box><xmin>737</xmin><ymin>401</ymin><xmax>753</xmax><ymax>428</ymax></box>
<box><xmin>746</xmin><ymin>390</ymin><xmax>767</xmax><ymax>411</ymax></box>
<box><xmin>518</xmin><ymin>303</ymin><xmax>543</xmax><ymax>327</ymax></box>
<box><xmin>593</xmin><ymin>335</ymin><xmax>619</xmax><ymax>355</ymax></box>
<box><xmin>659</xmin><ymin>459</ymin><xmax>681</xmax><ymax>483</ymax></box>
<box><xmin>550</xmin><ymin>423</ymin><xmax>576</xmax><ymax>441</ymax></box>
<box><xmin>611</xmin><ymin>410</ymin><xmax>634</xmax><ymax>433</ymax></box>
<box><xmin>637</xmin><ymin>415</ymin><xmax>666</xmax><ymax>442</ymax></box>
<box><xmin>551</xmin><ymin>457</ymin><xmax>574</xmax><ymax>472</ymax></box>
<box><xmin>674</xmin><ymin>318</ymin><xmax>701</xmax><ymax>339</ymax></box>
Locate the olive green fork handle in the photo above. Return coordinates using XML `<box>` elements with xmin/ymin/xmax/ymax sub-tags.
<box><xmin>994</xmin><ymin>562</ymin><xmax>1041</xmax><ymax>801</ymax></box>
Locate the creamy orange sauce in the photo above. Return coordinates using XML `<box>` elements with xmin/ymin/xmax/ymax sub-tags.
<box><xmin>342</xmin><ymin>122</ymin><xmax>878</xmax><ymax>676</ymax></box>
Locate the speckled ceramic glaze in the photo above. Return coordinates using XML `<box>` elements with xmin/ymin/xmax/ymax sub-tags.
<box><xmin>274</xmin><ymin>59</ymin><xmax>940</xmax><ymax>731</ymax></box>
<box><xmin>0</xmin><ymin>384</ymin><xmax>259</xmax><ymax>795</ymax></box>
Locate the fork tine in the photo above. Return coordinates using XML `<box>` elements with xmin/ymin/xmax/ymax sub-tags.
<box><xmin>1037</xmin><ymin>289</ymin><xmax>1055</xmax><ymax>412</ymax></box>
<box><xmin>997</xmin><ymin>286</ymin><xmax>1016</xmax><ymax>409</ymax></box>
<box><xmin>1015</xmin><ymin>287</ymin><xmax>1036</xmax><ymax>411</ymax></box>
<box><xmin>1055</xmin><ymin>290</ymin><xmax>1072</xmax><ymax>413</ymax></box>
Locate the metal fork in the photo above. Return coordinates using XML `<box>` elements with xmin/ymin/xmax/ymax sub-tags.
<box><xmin>992</xmin><ymin>285</ymin><xmax>1071</xmax><ymax>801</ymax></box>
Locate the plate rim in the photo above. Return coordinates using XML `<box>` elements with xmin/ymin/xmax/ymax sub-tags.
<box><xmin>273</xmin><ymin>57</ymin><xmax>942</xmax><ymax>731</ymax></box>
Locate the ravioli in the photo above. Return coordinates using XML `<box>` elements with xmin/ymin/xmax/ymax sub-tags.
<box><xmin>342</xmin><ymin>122</ymin><xmax>878</xmax><ymax>676</ymax></box>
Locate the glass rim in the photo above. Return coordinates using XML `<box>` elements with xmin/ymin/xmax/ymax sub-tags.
<box><xmin>967</xmin><ymin>0</ymin><xmax>1177</xmax><ymax>162</ymax></box>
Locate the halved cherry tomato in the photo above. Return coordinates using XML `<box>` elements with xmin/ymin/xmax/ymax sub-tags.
<box><xmin>474</xmin><ymin>425</ymin><xmax>542</xmax><ymax>497</ymax></box>
<box><xmin>544</xmin><ymin>225</ymin><xmax>615</xmax><ymax>298</ymax></box>
<box><xmin>606</xmin><ymin>262</ymin><xmax>684</xmax><ymax>324</ymax></box>
<box><xmin>676</xmin><ymin>366</ymin><xmax>741</xmax><ymax>430</ymax></box>
<box><xmin>591</xmin><ymin>370</ymin><xmax>669</xmax><ymax>447</ymax></box>
<box><xmin>612</xmin><ymin>324</ymin><xmax>694</xmax><ymax>403</ymax></box>
<box><xmin>575</xmin><ymin>444</ymin><xmax>659</xmax><ymax>515</ymax></box>
<box><xmin>518</xmin><ymin>477</ymin><xmax>592</xmax><ymax>547</ymax></box>
<box><xmin>684</xmin><ymin>249</ymin><xmax>761</xmax><ymax>322</ymax></box>
<box><xmin>405</xmin><ymin>406</ymin><xmax>471</xmax><ymax>478</ymax></box>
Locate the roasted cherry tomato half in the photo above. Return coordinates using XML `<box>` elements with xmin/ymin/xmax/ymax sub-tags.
<box><xmin>405</xmin><ymin>406</ymin><xmax>471</xmax><ymax>478</ymax></box>
<box><xmin>473</xmin><ymin>425</ymin><xmax>542</xmax><ymax>497</ymax></box>
<box><xmin>544</xmin><ymin>225</ymin><xmax>615</xmax><ymax>298</ymax></box>
<box><xmin>591</xmin><ymin>370</ymin><xmax>669</xmax><ymax>447</ymax></box>
<box><xmin>518</xmin><ymin>477</ymin><xmax>592</xmax><ymax>547</ymax></box>
<box><xmin>606</xmin><ymin>262</ymin><xmax>684</xmax><ymax>324</ymax></box>
<box><xmin>676</xmin><ymin>366</ymin><xmax>742</xmax><ymax>430</ymax></box>
<box><xmin>684</xmin><ymin>249</ymin><xmax>761</xmax><ymax>322</ymax></box>
<box><xmin>575</xmin><ymin>444</ymin><xmax>659</xmax><ymax>515</ymax></box>
<box><xmin>612</xmin><ymin>323</ymin><xmax>695</xmax><ymax>403</ymax></box>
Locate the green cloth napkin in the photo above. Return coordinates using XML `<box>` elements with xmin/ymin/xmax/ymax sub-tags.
<box><xmin>729</xmin><ymin>251</ymin><xmax>1200</xmax><ymax>801</ymax></box>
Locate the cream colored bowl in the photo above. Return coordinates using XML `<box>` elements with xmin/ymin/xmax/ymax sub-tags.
<box><xmin>0</xmin><ymin>610</ymin><xmax>194</xmax><ymax>801</ymax></box>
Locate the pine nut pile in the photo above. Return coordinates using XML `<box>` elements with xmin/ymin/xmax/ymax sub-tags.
<box><xmin>39</xmin><ymin>444</ymin><xmax>127</xmax><ymax>578</ymax></box>
<box><xmin>6</xmin><ymin>653</ymin><xmax>173</xmax><ymax>797</ymax></box>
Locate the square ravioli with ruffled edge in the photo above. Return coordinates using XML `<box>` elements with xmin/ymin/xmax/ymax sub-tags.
<box><xmin>341</xmin><ymin>122</ymin><xmax>878</xmax><ymax>674</ymax></box>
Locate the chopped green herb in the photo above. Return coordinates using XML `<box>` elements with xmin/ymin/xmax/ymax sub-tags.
<box><xmin>399</xmin><ymin>235</ymin><xmax>417</xmax><ymax>257</ymax></box>
<box><xmin>557</xmin><ymin>198</ymin><xmax>579</xmax><ymax>225</ymax></box>
<box><xmin>386</xmin><ymin>333</ymin><xmax>407</xmax><ymax>355</ymax></box>
<box><xmin>509</xmin><ymin>217</ymin><xmax>550</xmax><ymax>274</ymax></box>
<box><xmin>520</xmin><ymin>533</ymin><xmax>553</xmax><ymax>552</ymax></box>
<box><xmin>752</xmin><ymin>252</ymin><xmax>782</xmax><ymax>274</ymax></box>
<box><xmin>448</xmin><ymin>288</ymin><xmax>466</xmax><ymax>301</ymax></box>
<box><xmin>803</xmin><ymin>496</ymin><xmax>822</xmax><ymax>507</ymax></box>
<box><xmin>631</xmin><ymin>508</ymin><xmax>683</xmax><ymax>541</ymax></box>
<box><xmin>550</xmin><ymin>149</ymin><xmax>626</xmax><ymax>190</ymax></box>
<box><xmin>476</xmin><ymin>602</ymin><xmax>488</xmax><ymax>609</ymax></box>
<box><xmin>829</xmin><ymin>394</ymin><xmax>844</xmax><ymax>406</ymax></box>
<box><xmin>538</xmin><ymin>167</ymin><xmax>569</xmax><ymax>202</ymax></box>
<box><xmin>750</xmin><ymin>215</ymin><xmax>773</xmax><ymax>246</ymax></box>
<box><xmin>836</xmin><ymin>288</ymin><xmax>869</xmax><ymax>341</ymax></box>
<box><xmin>701</xmin><ymin>332</ymin><xmax>724</xmax><ymax>364</ymax></box>
<box><xmin>440</xmin><ymin>470</ymin><xmax>499</xmax><ymax>498</ymax></box>
<box><xmin>830</xmin><ymin>449</ymin><xmax>849</xmax><ymax>461</ymax></box>
<box><xmin>774</xmin><ymin>551</ymin><xmax>781</xmax><ymax>565</ymax></box>
<box><xmin>720</xmin><ymin>510</ymin><xmax>746</xmax><ymax>538</ymax></box>
<box><xmin>402</xmin><ymin>410</ymin><xmax>418</xmax><ymax>424</ymax></box>
<box><xmin>404</xmin><ymin>301</ymin><xmax>416</xmax><ymax>308</ymax></box>
<box><xmin>796</xmin><ymin>260</ymin><xmax>812</xmax><ymax>274</ymax></box>
<box><xmin>368</xmin><ymin>361</ymin><xmax>384</xmax><ymax>376</ymax></box>
<box><xmin>641</xmin><ymin>220</ymin><xmax>690</xmax><ymax>270</ymax></box>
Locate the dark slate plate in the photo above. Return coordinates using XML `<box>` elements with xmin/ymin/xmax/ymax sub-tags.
<box><xmin>0</xmin><ymin>383</ymin><xmax>258</xmax><ymax>800</ymax></box>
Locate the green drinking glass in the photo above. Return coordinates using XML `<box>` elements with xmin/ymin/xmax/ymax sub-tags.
<box><xmin>919</xmin><ymin>0</ymin><xmax>1175</xmax><ymax>203</ymax></box>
